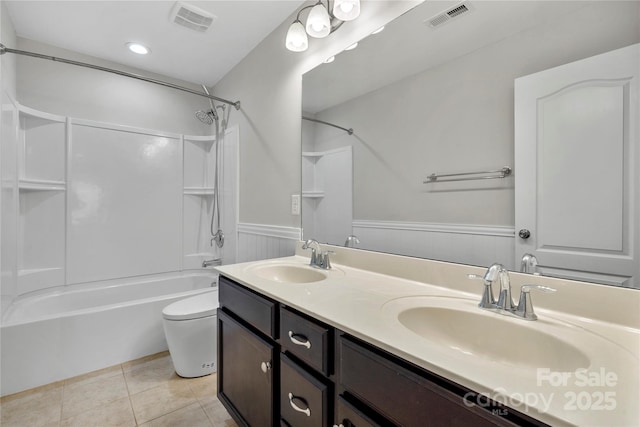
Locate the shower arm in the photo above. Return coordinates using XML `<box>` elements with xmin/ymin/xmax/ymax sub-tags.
<box><xmin>0</xmin><ymin>43</ymin><xmax>241</xmax><ymax>110</ymax></box>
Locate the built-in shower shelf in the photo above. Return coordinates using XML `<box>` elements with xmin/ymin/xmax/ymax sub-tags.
<box><xmin>18</xmin><ymin>179</ymin><xmax>66</xmax><ymax>191</ymax></box>
<box><xmin>183</xmin><ymin>187</ymin><xmax>215</xmax><ymax>195</ymax></box>
<box><xmin>302</xmin><ymin>190</ymin><xmax>325</xmax><ymax>198</ymax></box>
<box><xmin>185</xmin><ymin>252</ymin><xmax>216</xmax><ymax>258</ymax></box>
<box><xmin>302</xmin><ymin>151</ymin><xmax>325</xmax><ymax>158</ymax></box>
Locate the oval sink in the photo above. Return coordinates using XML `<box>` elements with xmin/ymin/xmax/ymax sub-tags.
<box><xmin>390</xmin><ymin>299</ymin><xmax>590</xmax><ymax>371</ymax></box>
<box><xmin>249</xmin><ymin>264</ymin><xmax>327</xmax><ymax>284</ymax></box>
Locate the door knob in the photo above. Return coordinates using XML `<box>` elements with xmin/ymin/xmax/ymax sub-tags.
<box><xmin>518</xmin><ymin>229</ymin><xmax>531</xmax><ymax>239</ymax></box>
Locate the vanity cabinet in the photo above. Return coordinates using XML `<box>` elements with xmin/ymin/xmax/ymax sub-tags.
<box><xmin>218</xmin><ymin>275</ymin><xmax>547</xmax><ymax>427</ymax></box>
<box><xmin>336</xmin><ymin>335</ymin><xmax>545</xmax><ymax>427</ymax></box>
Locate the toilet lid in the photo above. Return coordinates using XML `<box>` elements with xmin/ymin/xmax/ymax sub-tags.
<box><xmin>162</xmin><ymin>291</ymin><xmax>219</xmax><ymax>321</ymax></box>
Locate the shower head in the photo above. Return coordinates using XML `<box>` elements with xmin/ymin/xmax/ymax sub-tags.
<box><xmin>195</xmin><ymin>109</ymin><xmax>217</xmax><ymax>125</ymax></box>
<box><xmin>197</xmin><ymin>84</ymin><xmax>219</xmax><ymax>125</ymax></box>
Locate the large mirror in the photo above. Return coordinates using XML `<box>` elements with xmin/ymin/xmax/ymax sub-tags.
<box><xmin>301</xmin><ymin>0</ymin><xmax>640</xmax><ymax>287</ymax></box>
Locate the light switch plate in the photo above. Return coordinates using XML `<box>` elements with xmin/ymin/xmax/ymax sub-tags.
<box><xmin>291</xmin><ymin>194</ymin><xmax>301</xmax><ymax>215</ymax></box>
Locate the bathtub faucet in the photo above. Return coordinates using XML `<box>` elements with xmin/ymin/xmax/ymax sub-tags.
<box><xmin>202</xmin><ymin>258</ymin><xmax>221</xmax><ymax>268</ymax></box>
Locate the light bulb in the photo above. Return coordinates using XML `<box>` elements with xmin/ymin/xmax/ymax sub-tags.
<box><xmin>333</xmin><ymin>0</ymin><xmax>360</xmax><ymax>21</ymax></box>
<box><xmin>306</xmin><ymin>3</ymin><xmax>331</xmax><ymax>38</ymax></box>
<box><xmin>285</xmin><ymin>21</ymin><xmax>308</xmax><ymax>52</ymax></box>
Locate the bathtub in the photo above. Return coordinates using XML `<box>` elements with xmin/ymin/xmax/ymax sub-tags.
<box><xmin>0</xmin><ymin>271</ymin><xmax>217</xmax><ymax>396</ymax></box>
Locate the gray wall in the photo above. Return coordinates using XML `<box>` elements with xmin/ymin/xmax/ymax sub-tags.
<box><xmin>311</xmin><ymin>1</ymin><xmax>640</xmax><ymax>226</ymax></box>
<box><xmin>16</xmin><ymin>38</ymin><xmax>212</xmax><ymax>136</ymax></box>
<box><xmin>212</xmin><ymin>0</ymin><xmax>419</xmax><ymax>227</ymax></box>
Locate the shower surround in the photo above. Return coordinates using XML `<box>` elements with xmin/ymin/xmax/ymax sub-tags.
<box><xmin>0</xmin><ymin>99</ymin><xmax>238</xmax><ymax>395</ymax></box>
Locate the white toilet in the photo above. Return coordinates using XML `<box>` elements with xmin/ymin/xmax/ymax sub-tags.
<box><xmin>162</xmin><ymin>289</ymin><xmax>219</xmax><ymax>378</ymax></box>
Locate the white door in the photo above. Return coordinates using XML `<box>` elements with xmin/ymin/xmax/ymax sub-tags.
<box><xmin>515</xmin><ymin>44</ymin><xmax>639</xmax><ymax>287</ymax></box>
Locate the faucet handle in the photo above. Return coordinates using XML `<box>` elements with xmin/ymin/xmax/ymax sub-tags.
<box><xmin>320</xmin><ymin>251</ymin><xmax>335</xmax><ymax>269</ymax></box>
<box><xmin>516</xmin><ymin>285</ymin><xmax>556</xmax><ymax>320</ymax></box>
<box><xmin>467</xmin><ymin>274</ymin><xmax>496</xmax><ymax>308</ymax></box>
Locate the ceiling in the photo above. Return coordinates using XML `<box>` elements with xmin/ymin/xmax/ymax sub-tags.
<box><xmin>303</xmin><ymin>0</ymin><xmax>590</xmax><ymax>113</ymax></box>
<box><xmin>4</xmin><ymin>0</ymin><xmax>306</xmax><ymax>87</ymax></box>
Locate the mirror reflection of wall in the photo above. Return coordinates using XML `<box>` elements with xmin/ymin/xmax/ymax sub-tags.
<box><xmin>301</xmin><ymin>1</ymin><xmax>640</xmax><ymax>286</ymax></box>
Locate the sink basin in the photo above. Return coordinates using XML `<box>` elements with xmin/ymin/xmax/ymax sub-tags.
<box><xmin>248</xmin><ymin>264</ymin><xmax>327</xmax><ymax>284</ymax></box>
<box><xmin>387</xmin><ymin>298</ymin><xmax>590</xmax><ymax>371</ymax></box>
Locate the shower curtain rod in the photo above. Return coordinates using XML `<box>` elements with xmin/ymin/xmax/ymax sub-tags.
<box><xmin>303</xmin><ymin>116</ymin><xmax>353</xmax><ymax>135</ymax></box>
<box><xmin>0</xmin><ymin>43</ymin><xmax>241</xmax><ymax>110</ymax></box>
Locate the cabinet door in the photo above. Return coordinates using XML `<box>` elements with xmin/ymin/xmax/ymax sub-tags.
<box><xmin>218</xmin><ymin>309</ymin><xmax>276</xmax><ymax>427</ymax></box>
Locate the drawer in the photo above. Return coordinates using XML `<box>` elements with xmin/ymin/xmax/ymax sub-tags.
<box><xmin>281</xmin><ymin>354</ymin><xmax>330</xmax><ymax>427</ymax></box>
<box><xmin>219</xmin><ymin>275</ymin><xmax>277</xmax><ymax>338</ymax></box>
<box><xmin>339</xmin><ymin>335</ymin><xmax>522</xmax><ymax>427</ymax></box>
<box><xmin>336</xmin><ymin>395</ymin><xmax>384</xmax><ymax>427</ymax></box>
<box><xmin>280</xmin><ymin>306</ymin><xmax>331</xmax><ymax>375</ymax></box>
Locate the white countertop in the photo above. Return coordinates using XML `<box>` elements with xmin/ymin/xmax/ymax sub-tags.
<box><xmin>216</xmin><ymin>247</ymin><xmax>640</xmax><ymax>427</ymax></box>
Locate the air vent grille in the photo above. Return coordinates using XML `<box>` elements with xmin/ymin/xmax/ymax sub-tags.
<box><xmin>425</xmin><ymin>2</ymin><xmax>473</xmax><ymax>28</ymax></box>
<box><xmin>170</xmin><ymin>2</ymin><xmax>216</xmax><ymax>33</ymax></box>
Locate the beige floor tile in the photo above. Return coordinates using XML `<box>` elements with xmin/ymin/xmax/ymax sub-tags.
<box><xmin>0</xmin><ymin>385</ymin><xmax>62</xmax><ymax>427</ymax></box>
<box><xmin>64</xmin><ymin>364</ymin><xmax>123</xmax><ymax>388</ymax></box>
<box><xmin>124</xmin><ymin>356</ymin><xmax>179</xmax><ymax>395</ymax></box>
<box><xmin>186</xmin><ymin>373</ymin><xmax>217</xmax><ymax>401</ymax></box>
<box><xmin>60</xmin><ymin>396</ymin><xmax>135</xmax><ymax>427</ymax></box>
<box><xmin>139</xmin><ymin>402</ymin><xmax>212</xmax><ymax>427</ymax></box>
<box><xmin>202</xmin><ymin>398</ymin><xmax>236</xmax><ymax>427</ymax></box>
<box><xmin>121</xmin><ymin>351</ymin><xmax>170</xmax><ymax>373</ymax></box>
<box><xmin>130</xmin><ymin>380</ymin><xmax>197</xmax><ymax>424</ymax></box>
<box><xmin>61</xmin><ymin>372</ymin><xmax>128</xmax><ymax>420</ymax></box>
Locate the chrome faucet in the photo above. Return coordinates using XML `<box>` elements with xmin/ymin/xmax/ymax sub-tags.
<box><xmin>301</xmin><ymin>239</ymin><xmax>333</xmax><ymax>269</ymax></box>
<box><xmin>344</xmin><ymin>235</ymin><xmax>360</xmax><ymax>248</ymax></box>
<box><xmin>468</xmin><ymin>263</ymin><xmax>555</xmax><ymax>320</ymax></box>
<box><xmin>520</xmin><ymin>253</ymin><xmax>539</xmax><ymax>275</ymax></box>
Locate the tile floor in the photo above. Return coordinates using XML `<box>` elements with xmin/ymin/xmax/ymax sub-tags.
<box><xmin>0</xmin><ymin>351</ymin><xmax>237</xmax><ymax>427</ymax></box>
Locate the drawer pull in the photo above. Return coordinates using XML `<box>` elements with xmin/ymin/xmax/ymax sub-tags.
<box><xmin>260</xmin><ymin>361</ymin><xmax>272</xmax><ymax>373</ymax></box>
<box><xmin>333</xmin><ymin>425</ymin><xmax>345</xmax><ymax>427</ymax></box>
<box><xmin>288</xmin><ymin>392</ymin><xmax>311</xmax><ymax>417</ymax></box>
<box><xmin>288</xmin><ymin>331</ymin><xmax>312</xmax><ymax>349</ymax></box>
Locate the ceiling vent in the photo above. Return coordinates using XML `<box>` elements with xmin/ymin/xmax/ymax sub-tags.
<box><xmin>170</xmin><ymin>2</ymin><xmax>216</xmax><ymax>33</ymax></box>
<box><xmin>425</xmin><ymin>3</ymin><xmax>473</xmax><ymax>29</ymax></box>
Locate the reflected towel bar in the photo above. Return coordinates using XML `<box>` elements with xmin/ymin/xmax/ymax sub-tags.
<box><xmin>302</xmin><ymin>116</ymin><xmax>353</xmax><ymax>135</ymax></box>
<box><xmin>424</xmin><ymin>167</ymin><xmax>512</xmax><ymax>183</ymax></box>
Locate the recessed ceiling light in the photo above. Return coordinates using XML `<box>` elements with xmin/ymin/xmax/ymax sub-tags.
<box><xmin>371</xmin><ymin>26</ymin><xmax>385</xmax><ymax>35</ymax></box>
<box><xmin>126</xmin><ymin>42</ymin><xmax>150</xmax><ymax>55</ymax></box>
<box><xmin>344</xmin><ymin>42</ymin><xmax>358</xmax><ymax>51</ymax></box>
<box><xmin>324</xmin><ymin>56</ymin><xmax>335</xmax><ymax>64</ymax></box>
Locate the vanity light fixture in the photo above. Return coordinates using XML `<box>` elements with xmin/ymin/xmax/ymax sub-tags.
<box><xmin>285</xmin><ymin>0</ymin><xmax>360</xmax><ymax>52</ymax></box>
<box><xmin>126</xmin><ymin>42</ymin><xmax>150</xmax><ymax>55</ymax></box>
<box><xmin>333</xmin><ymin>0</ymin><xmax>360</xmax><ymax>21</ymax></box>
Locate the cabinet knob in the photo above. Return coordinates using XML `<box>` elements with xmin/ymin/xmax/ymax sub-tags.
<box><xmin>333</xmin><ymin>425</ymin><xmax>345</xmax><ymax>427</ymax></box>
<box><xmin>260</xmin><ymin>361</ymin><xmax>271</xmax><ymax>373</ymax></box>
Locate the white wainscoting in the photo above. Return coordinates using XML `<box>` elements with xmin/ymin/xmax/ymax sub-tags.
<box><xmin>352</xmin><ymin>220</ymin><xmax>516</xmax><ymax>269</ymax></box>
<box><xmin>237</xmin><ymin>223</ymin><xmax>301</xmax><ymax>263</ymax></box>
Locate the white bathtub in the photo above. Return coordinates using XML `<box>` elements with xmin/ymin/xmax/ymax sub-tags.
<box><xmin>0</xmin><ymin>271</ymin><xmax>217</xmax><ymax>396</ymax></box>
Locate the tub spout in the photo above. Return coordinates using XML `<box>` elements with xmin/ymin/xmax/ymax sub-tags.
<box><xmin>202</xmin><ymin>259</ymin><xmax>221</xmax><ymax>268</ymax></box>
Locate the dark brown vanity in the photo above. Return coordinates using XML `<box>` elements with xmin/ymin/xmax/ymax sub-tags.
<box><xmin>217</xmin><ymin>275</ymin><xmax>547</xmax><ymax>427</ymax></box>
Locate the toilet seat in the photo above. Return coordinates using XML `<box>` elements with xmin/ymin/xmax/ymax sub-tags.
<box><xmin>162</xmin><ymin>291</ymin><xmax>219</xmax><ymax>321</ymax></box>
